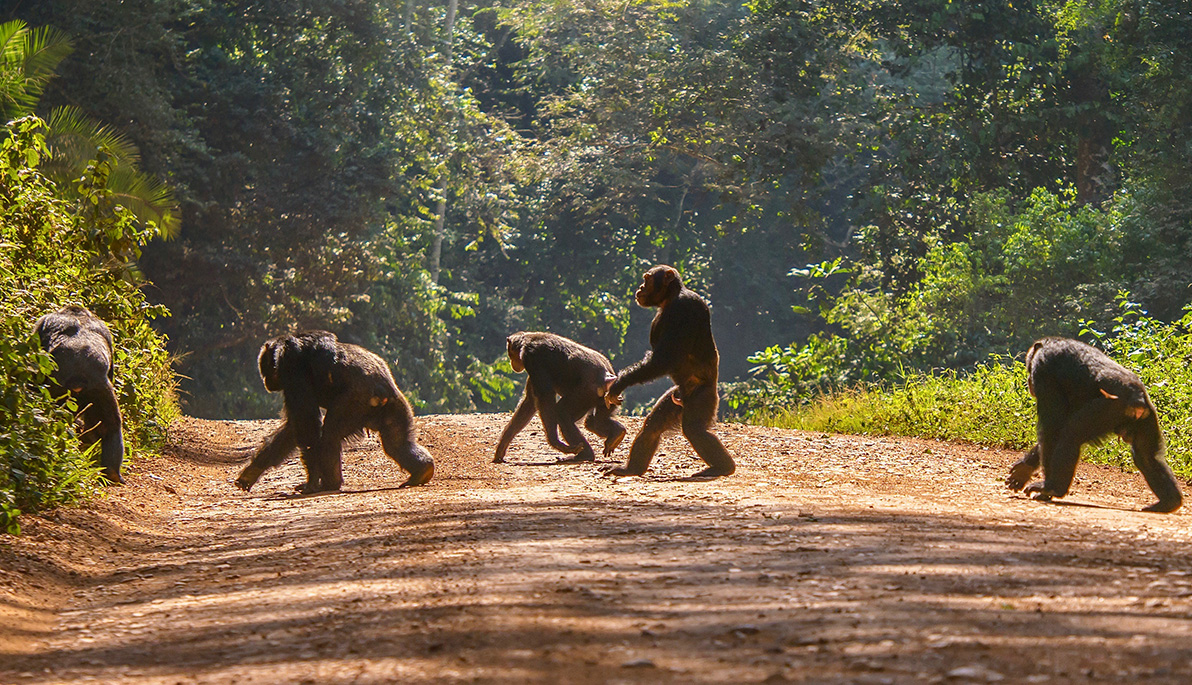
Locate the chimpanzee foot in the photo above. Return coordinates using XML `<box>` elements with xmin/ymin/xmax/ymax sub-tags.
<box><xmin>1024</xmin><ymin>482</ymin><xmax>1055</xmax><ymax>501</ymax></box>
<box><xmin>399</xmin><ymin>463</ymin><xmax>434</xmax><ymax>488</ymax></box>
<box><xmin>556</xmin><ymin>450</ymin><xmax>596</xmax><ymax>464</ymax></box>
<box><xmin>1143</xmin><ymin>499</ymin><xmax>1182</xmax><ymax>514</ymax></box>
<box><xmin>101</xmin><ymin>468</ymin><xmax>125</xmax><ymax>485</ymax></box>
<box><xmin>602</xmin><ymin>430</ymin><xmax>627</xmax><ymax>459</ymax></box>
<box><xmin>549</xmin><ymin>440</ymin><xmax>585</xmax><ymax>456</ymax></box>
<box><xmin>684</xmin><ymin>466</ymin><xmax>734</xmax><ymax>480</ymax></box>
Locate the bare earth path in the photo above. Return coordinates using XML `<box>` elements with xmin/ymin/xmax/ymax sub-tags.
<box><xmin>3</xmin><ymin>414</ymin><xmax>1192</xmax><ymax>684</ymax></box>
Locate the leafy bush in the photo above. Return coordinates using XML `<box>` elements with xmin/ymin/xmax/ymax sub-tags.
<box><xmin>733</xmin><ymin>187</ymin><xmax>1131</xmax><ymax>413</ymax></box>
<box><xmin>0</xmin><ymin>116</ymin><xmax>177</xmax><ymax>533</ymax></box>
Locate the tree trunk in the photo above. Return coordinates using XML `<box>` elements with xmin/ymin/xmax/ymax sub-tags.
<box><xmin>428</xmin><ymin>0</ymin><xmax>458</xmax><ymax>285</ymax></box>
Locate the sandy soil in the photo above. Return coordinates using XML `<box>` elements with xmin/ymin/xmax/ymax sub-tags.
<box><xmin>2</xmin><ymin>414</ymin><xmax>1192</xmax><ymax>684</ymax></box>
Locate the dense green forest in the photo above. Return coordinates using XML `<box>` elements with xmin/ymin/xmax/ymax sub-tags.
<box><xmin>4</xmin><ymin>2</ymin><xmax>1192</xmax><ymax>425</ymax></box>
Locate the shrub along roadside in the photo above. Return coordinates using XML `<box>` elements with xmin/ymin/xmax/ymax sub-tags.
<box><xmin>759</xmin><ymin>301</ymin><xmax>1192</xmax><ymax>483</ymax></box>
<box><xmin>0</xmin><ymin>116</ymin><xmax>178</xmax><ymax>534</ymax></box>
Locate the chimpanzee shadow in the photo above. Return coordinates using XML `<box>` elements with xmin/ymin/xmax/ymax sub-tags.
<box><xmin>1048</xmin><ymin>499</ymin><xmax>1149</xmax><ymax>514</ymax></box>
<box><xmin>502</xmin><ymin>458</ymin><xmax>599</xmax><ymax>467</ymax></box>
<box><xmin>262</xmin><ymin>485</ymin><xmax>416</xmax><ymax>500</ymax></box>
<box><xmin>1013</xmin><ymin>494</ymin><xmax>1138</xmax><ymax>514</ymax></box>
<box><xmin>171</xmin><ymin>442</ymin><xmax>255</xmax><ymax>465</ymax></box>
<box><xmin>677</xmin><ymin>474</ymin><xmax>729</xmax><ymax>483</ymax></box>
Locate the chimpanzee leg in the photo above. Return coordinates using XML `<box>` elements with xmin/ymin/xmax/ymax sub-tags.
<box><xmin>552</xmin><ymin>392</ymin><xmax>600</xmax><ymax>463</ymax></box>
<box><xmin>494</xmin><ymin>385</ymin><xmax>538</xmax><ymax>463</ymax></box>
<box><xmin>236</xmin><ymin>421</ymin><xmax>299</xmax><ymax>491</ymax></box>
<box><xmin>370</xmin><ymin>400</ymin><xmax>434</xmax><ymax>488</ymax></box>
<box><xmin>527</xmin><ymin>373</ymin><xmax>581</xmax><ymax>455</ymax></box>
<box><xmin>78</xmin><ymin>383</ymin><xmax>125</xmax><ymax>484</ymax></box>
<box><xmin>585</xmin><ymin>403</ymin><xmax>627</xmax><ymax>459</ymax></box>
<box><xmin>1029</xmin><ymin>397</ymin><xmax>1120</xmax><ymax>500</ymax></box>
<box><xmin>309</xmin><ymin>395</ymin><xmax>374</xmax><ymax>493</ymax></box>
<box><xmin>605</xmin><ymin>387</ymin><xmax>683</xmax><ymax>476</ymax></box>
<box><xmin>1129</xmin><ymin>414</ymin><xmax>1183</xmax><ymax>513</ymax></box>
<box><xmin>1017</xmin><ymin>385</ymin><xmax>1068</xmax><ymax>499</ymax></box>
<box><xmin>680</xmin><ymin>383</ymin><xmax>735</xmax><ymax>478</ymax></box>
<box><xmin>294</xmin><ymin>445</ymin><xmax>333</xmax><ymax>493</ymax></box>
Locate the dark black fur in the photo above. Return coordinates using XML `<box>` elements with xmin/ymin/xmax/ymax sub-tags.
<box><xmin>235</xmin><ymin>331</ymin><xmax>434</xmax><ymax>493</ymax></box>
<box><xmin>604</xmin><ymin>265</ymin><xmax>736</xmax><ymax>478</ymax></box>
<box><xmin>1006</xmin><ymin>337</ymin><xmax>1182</xmax><ymax>513</ymax></box>
<box><xmin>494</xmin><ymin>331</ymin><xmax>625</xmax><ymax>464</ymax></box>
<box><xmin>34</xmin><ymin>306</ymin><xmax>125</xmax><ymax>484</ymax></box>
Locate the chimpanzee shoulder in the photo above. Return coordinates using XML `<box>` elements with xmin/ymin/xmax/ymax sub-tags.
<box><xmin>1029</xmin><ymin>337</ymin><xmax>1145</xmax><ymax>400</ymax></box>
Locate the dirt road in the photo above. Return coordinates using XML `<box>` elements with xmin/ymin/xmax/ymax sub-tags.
<box><xmin>2</xmin><ymin>414</ymin><xmax>1192</xmax><ymax>683</ymax></box>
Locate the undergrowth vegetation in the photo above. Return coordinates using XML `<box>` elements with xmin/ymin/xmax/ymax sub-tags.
<box><xmin>0</xmin><ymin>117</ymin><xmax>177</xmax><ymax>533</ymax></box>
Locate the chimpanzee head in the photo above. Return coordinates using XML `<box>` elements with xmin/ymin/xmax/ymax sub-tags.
<box><xmin>635</xmin><ymin>265</ymin><xmax>682</xmax><ymax>307</ymax></box>
<box><xmin>506</xmin><ymin>332</ymin><xmax>527</xmax><ymax>373</ymax></box>
<box><xmin>257</xmin><ymin>336</ymin><xmax>289</xmax><ymax>392</ymax></box>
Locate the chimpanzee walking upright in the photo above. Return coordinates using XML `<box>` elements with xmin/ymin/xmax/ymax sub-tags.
<box><xmin>604</xmin><ymin>265</ymin><xmax>735</xmax><ymax>478</ymax></box>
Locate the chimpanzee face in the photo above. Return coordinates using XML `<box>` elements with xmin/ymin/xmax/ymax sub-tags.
<box><xmin>635</xmin><ymin>265</ymin><xmax>680</xmax><ymax>307</ymax></box>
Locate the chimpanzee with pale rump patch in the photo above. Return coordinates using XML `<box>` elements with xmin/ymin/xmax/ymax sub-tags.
<box><xmin>605</xmin><ymin>265</ymin><xmax>736</xmax><ymax>478</ymax></box>
<box><xmin>1006</xmin><ymin>337</ymin><xmax>1182</xmax><ymax>513</ymax></box>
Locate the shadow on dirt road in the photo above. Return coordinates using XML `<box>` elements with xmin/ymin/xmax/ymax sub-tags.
<box><xmin>3</xmin><ymin>415</ymin><xmax>1192</xmax><ymax>683</ymax></box>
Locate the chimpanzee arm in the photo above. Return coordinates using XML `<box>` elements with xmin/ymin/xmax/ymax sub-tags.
<box><xmin>609</xmin><ymin>314</ymin><xmax>691</xmax><ymax>398</ymax></box>
<box><xmin>494</xmin><ymin>385</ymin><xmax>538</xmax><ymax>463</ymax></box>
<box><xmin>282</xmin><ymin>372</ymin><xmax>323</xmax><ymax>450</ymax></box>
<box><xmin>236</xmin><ymin>421</ymin><xmax>298</xmax><ymax>491</ymax></box>
<box><xmin>94</xmin><ymin>381</ymin><xmax>125</xmax><ymax>483</ymax></box>
<box><xmin>608</xmin><ymin>351</ymin><xmax>661</xmax><ymax>399</ymax></box>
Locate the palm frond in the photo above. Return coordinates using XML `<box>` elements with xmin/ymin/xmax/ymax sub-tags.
<box><xmin>46</xmin><ymin>106</ymin><xmax>141</xmax><ymax>165</ymax></box>
<box><xmin>104</xmin><ymin>166</ymin><xmax>181</xmax><ymax>239</ymax></box>
<box><xmin>0</xmin><ymin>20</ymin><xmax>72</xmax><ymax>120</ymax></box>
<box><xmin>39</xmin><ymin>106</ymin><xmax>179</xmax><ymax>239</ymax></box>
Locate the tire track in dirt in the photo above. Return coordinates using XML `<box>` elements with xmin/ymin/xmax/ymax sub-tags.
<box><xmin>2</xmin><ymin>415</ymin><xmax>1192</xmax><ymax>683</ymax></box>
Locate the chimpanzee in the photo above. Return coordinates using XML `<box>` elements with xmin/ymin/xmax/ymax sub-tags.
<box><xmin>235</xmin><ymin>331</ymin><xmax>434</xmax><ymax>494</ymax></box>
<box><xmin>34</xmin><ymin>306</ymin><xmax>125</xmax><ymax>484</ymax></box>
<box><xmin>604</xmin><ymin>265</ymin><xmax>736</xmax><ymax>478</ymax></box>
<box><xmin>1006</xmin><ymin>337</ymin><xmax>1182</xmax><ymax>513</ymax></box>
<box><xmin>494</xmin><ymin>331</ymin><xmax>626</xmax><ymax>464</ymax></box>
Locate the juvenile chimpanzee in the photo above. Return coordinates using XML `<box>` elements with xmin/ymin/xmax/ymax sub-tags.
<box><xmin>34</xmin><ymin>306</ymin><xmax>125</xmax><ymax>484</ymax></box>
<box><xmin>1006</xmin><ymin>337</ymin><xmax>1182</xmax><ymax>513</ymax></box>
<box><xmin>235</xmin><ymin>331</ymin><xmax>434</xmax><ymax>494</ymax></box>
<box><xmin>604</xmin><ymin>265</ymin><xmax>736</xmax><ymax>478</ymax></box>
<box><xmin>494</xmin><ymin>331</ymin><xmax>626</xmax><ymax>464</ymax></box>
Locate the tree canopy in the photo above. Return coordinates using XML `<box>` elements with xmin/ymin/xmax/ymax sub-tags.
<box><xmin>3</xmin><ymin>0</ymin><xmax>1192</xmax><ymax>419</ymax></box>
